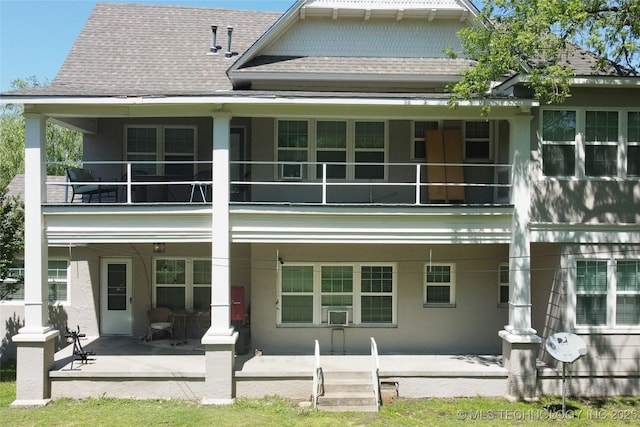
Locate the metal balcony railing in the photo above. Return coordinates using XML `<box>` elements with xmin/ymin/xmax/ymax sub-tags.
<box><xmin>43</xmin><ymin>160</ymin><xmax>513</xmax><ymax>206</ymax></box>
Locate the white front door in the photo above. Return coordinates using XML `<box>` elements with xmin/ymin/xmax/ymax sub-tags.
<box><xmin>100</xmin><ymin>258</ymin><xmax>132</xmax><ymax>335</ymax></box>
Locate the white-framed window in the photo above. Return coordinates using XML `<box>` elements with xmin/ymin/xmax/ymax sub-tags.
<box><xmin>277</xmin><ymin>120</ymin><xmax>309</xmax><ymax>179</ymax></box>
<box><xmin>276</xmin><ymin>119</ymin><xmax>387</xmax><ymax>181</ymax></box>
<box><xmin>627</xmin><ymin>111</ymin><xmax>640</xmax><ymax>177</ymax></box>
<box><xmin>412</xmin><ymin>121</ymin><xmax>439</xmax><ymax>160</ymax></box>
<box><xmin>125</xmin><ymin>125</ymin><xmax>197</xmax><ymax>178</ymax></box>
<box><xmin>541</xmin><ymin>110</ymin><xmax>577</xmax><ymax>177</ymax></box>
<box><xmin>571</xmin><ymin>257</ymin><xmax>640</xmax><ymax>330</ymax></box>
<box><xmin>153</xmin><ymin>258</ymin><xmax>211</xmax><ymax>311</ymax></box>
<box><xmin>424</xmin><ymin>264</ymin><xmax>455</xmax><ymax>306</ymax></box>
<box><xmin>541</xmin><ymin>109</ymin><xmax>640</xmax><ymax>178</ymax></box>
<box><xmin>278</xmin><ymin>263</ymin><xmax>396</xmax><ymax>326</ymax></box>
<box><xmin>1</xmin><ymin>259</ymin><xmax>68</xmax><ymax>303</ymax></box>
<box><xmin>498</xmin><ymin>263</ymin><xmax>509</xmax><ymax>306</ymax></box>
<box><xmin>584</xmin><ymin>110</ymin><xmax>618</xmax><ymax>177</ymax></box>
<box><xmin>464</xmin><ymin>121</ymin><xmax>492</xmax><ymax>161</ymax></box>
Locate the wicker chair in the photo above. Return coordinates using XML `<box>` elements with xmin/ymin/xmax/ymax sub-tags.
<box><xmin>146</xmin><ymin>307</ymin><xmax>174</xmax><ymax>341</ymax></box>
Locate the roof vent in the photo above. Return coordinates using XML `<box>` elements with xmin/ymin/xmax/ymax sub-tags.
<box><xmin>210</xmin><ymin>25</ymin><xmax>221</xmax><ymax>53</ymax></box>
<box><xmin>225</xmin><ymin>26</ymin><xmax>238</xmax><ymax>58</ymax></box>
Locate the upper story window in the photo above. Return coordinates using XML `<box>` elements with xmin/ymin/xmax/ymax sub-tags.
<box><xmin>584</xmin><ymin>111</ymin><xmax>618</xmax><ymax>177</ymax></box>
<box><xmin>571</xmin><ymin>257</ymin><xmax>640</xmax><ymax>330</ymax></box>
<box><xmin>1</xmin><ymin>259</ymin><xmax>68</xmax><ymax>303</ymax></box>
<box><xmin>541</xmin><ymin>109</ymin><xmax>639</xmax><ymax>179</ymax></box>
<box><xmin>126</xmin><ymin>125</ymin><xmax>196</xmax><ymax>178</ymax></box>
<box><xmin>276</xmin><ymin>120</ymin><xmax>387</xmax><ymax>180</ymax></box>
<box><xmin>465</xmin><ymin>121</ymin><xmax>492</xmax><ymax>161</ymax></box>
<box><xmin>412</xmin><ymin>121</ymin><xmax>439</xmax><ymax>160</ymax></box>
<box><xmin>541</xmin><ymin>110</ymin><xmax>577</xmax><ymax>177</ymax></box>
<box><xmin>628</xmin><ymin>112</ymin><xmax>640</xmax><ymax>177</ymax></box>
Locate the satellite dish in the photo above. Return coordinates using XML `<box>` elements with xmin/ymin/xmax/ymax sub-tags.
<box><xmin>546</xmin><ymin>332</ymin><xmax>587</xmax><ymax>363</ymax></box>
<box><xmin>545</xmin><ymin>332</ymin><xmax>587</xmax><ymax>415</ymax></box>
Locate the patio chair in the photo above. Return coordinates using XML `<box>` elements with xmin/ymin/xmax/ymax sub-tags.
<box><xmin>189</xmin><ymin>169</ymin><xmax>212</xmax><ymax>202</ymax></box>
<box><xmin>146</xmin><ymin>307</ymin><xmax>174</xmax><ymax>341</ymax></box>
<box><xmin>66</xmin><ymin>167</ymin><xmax>118</xmax><ymax>202</ymax></box>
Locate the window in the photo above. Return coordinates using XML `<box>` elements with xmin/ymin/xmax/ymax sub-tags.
<box><xmin>1</xmin><ymin>259</ymin><xmax>24</xmax><ymax>300</ymax></box>
<box><xmin>413</xmin><ymin>121</ymin><xmax>439</xmax><ymax>159</ymax></box>
<box><xmin>542</xmin><ymin>109</ymin><xmax>640</xmax><ymax>178</ymax></box>
<box><xmin>425</xmin><ymin>264</ymin><xmax>455</xmax><ymax>306</ymax></box>
<box><xmin>498</xmin><ymin>264</ymin><xmax>509</xmax><ymax>306</ymax></box>
<box><xmin>279</xmin><ymin>263</ymin><xmax>396</xmax><ymax>325</ymax></box>
<box><xmin>542</xmin><ymin>110</ymin><xmax>576</xmax><ymax>176</ymax></box>
<box><xmin>575</xmin><ymin>260</ymin><xmax>608</xmax><ymax>326</ymax></box>
<box><xmin>126</xmin><ymin>125</ymin><xmax>196</xmax><ymax>177</ymax></box>
<box><xmin>277</xmin><ymin>120</ymin><xmax>308</xmax><ymax>179</ymax></box>
<box><xmin>276</xmin><ymin>119</ymin><xmax>387</xmax><ymax>181</ymax></box>
<box><xmin>280</xmin><ymin>265</ymin><xmax>314</xmax><ymax>323</ymax></box>
<box><xmin>316</xmin><ymin>121</ymin><xmax>347</xmax><ymax>179</ymax></box>
<box><xmin>573</xmin><ymin>257</ymin><xmax>640</xmax><ymax>328</ymax></box>
<box><xmin>585</xmin><ymin>111</ymin><xmax>618</xmax><ymax>176</ymax></box>
<box><xmin>465</xmin><ymin>121</ymin><xmax>492</xmax><ymax>161</ymax></box>
<box><xmin>361</xmin><ymin>266</ymin><xmax>393</xmax><ymax>323</ymax></box>
<box><xmin>628</xmin><ymin>112</ymin><xmax>640</xmax><ymax>177</ymax></box>
<box><xmin>355</xmin><ymin>122</ymin><xmax>385</xmax><ymax>179</ymax></box>
<box><xmin>1</xmin><ymin>259</ymin><xmax>68</xmax><ymax>303</ymax></box>
<box><xmin>616</xmin><ymin>261</ymin><xmax>640</xmax><ymax>325</ymax></box>
<box><xmin>154</xmin><ymin>258</ymin><xmax>210</xmax><ymax>311</ymax></box>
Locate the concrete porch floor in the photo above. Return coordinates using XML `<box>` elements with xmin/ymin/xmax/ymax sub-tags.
<box><xmin>48</xmin><ymin>336</ymin><xmax>511</xmax><ymax>400</ymax></box>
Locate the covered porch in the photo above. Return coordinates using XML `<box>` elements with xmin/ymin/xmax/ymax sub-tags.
<box><xmin>49</xmin><ymin>335</ymin><xmax>510</xmax><ymax>401</ymax></box>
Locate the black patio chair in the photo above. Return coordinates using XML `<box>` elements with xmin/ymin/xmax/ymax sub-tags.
<box><xmin>66</xmin><ymin>167</ymin><xmax>118</xmax><ymax>202</ymax></box>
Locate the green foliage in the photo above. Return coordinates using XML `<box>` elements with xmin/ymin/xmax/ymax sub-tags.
<box><xmin>0</xmin><ymin>77</ymin><xmax>82</xmax><ymax>190</ymax></box>
<box><xmin>0</xmin><ymin>190</ymin><xmax>23</xmax><ymax>301</ymax></box>
<box><xmin>451</xmin><ymin>0</ymin><xmax>639</xmax><ymax>107</ymax></box>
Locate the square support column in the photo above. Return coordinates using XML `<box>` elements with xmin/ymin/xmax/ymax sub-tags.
<box><xmin>12</xmin><ymin>113</ymin><xmax>59</xmax><ymax>406</ymax></box>
<box><xmin>201</xmin><ymin>112</ymin><xmax>238</xmax><ymax>404</ymax></box>
<box><xmin>500</xmin><ymin>113</ymin><xmax>541</xmax><ymax>401</ymax></box>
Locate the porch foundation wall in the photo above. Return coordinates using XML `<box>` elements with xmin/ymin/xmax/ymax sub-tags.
<box><xmin>235</xmin><ymin>378</ymin><xmax>312</xmax><ymax>399</ymax></box>
<box><xmin>51</xmin><ymin>378</ymin><xmax>205</xmax><ymax>400</ymax></box>
<box><xmin>537</xmin><ymin>371</ymin><xmax>640</xmax><ymax>397</ymax></box>
<box><xmin>391</xmin><ymin>377</ymin><xmax>508</xmax><ymax>398</ymax></box>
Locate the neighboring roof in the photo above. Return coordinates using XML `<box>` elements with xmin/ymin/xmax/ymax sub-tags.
<box><xmin>6</xmin><ymin>174</ymin><xmax>67</xmax><ymax>204</ymax></box>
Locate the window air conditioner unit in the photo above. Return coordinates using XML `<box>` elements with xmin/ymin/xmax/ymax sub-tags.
<box><xmin>281</xmin><ymin>163</ymin><xmax>303</xmax><ymax>180</ymax></box>
<box><xmin>328</xmin><ymin>310</ymin><xmax>348</xmax><ymax>326</ymax></box>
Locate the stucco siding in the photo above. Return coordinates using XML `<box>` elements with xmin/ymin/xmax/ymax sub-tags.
<box><xmin>249</xmin><ymin>243</ymin><xmax>509</xmax><ymax>355</ymax></box>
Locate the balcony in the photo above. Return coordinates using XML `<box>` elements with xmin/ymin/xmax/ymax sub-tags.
<box><xmin>43</xmin><ymin>160</ymin><xmax>512</xmax><ymax>207</ymax></box>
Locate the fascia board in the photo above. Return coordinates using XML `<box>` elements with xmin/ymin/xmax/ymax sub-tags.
<box><xmin>227</xmin><ymin>0</ymin><xmax>306</xmax><ymax>75</ymax></box>
<box><xmin>8</xmin><ymin>95</ymin><xmax>540</xmax><ymax>108</ymax></box>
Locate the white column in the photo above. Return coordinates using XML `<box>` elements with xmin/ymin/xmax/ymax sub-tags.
<box><xmin>206</xmin><ymin>112</ymin><xmax>234</xmax><ymax>336</ymax></box>
<box><xmin>12</xmin><ymin>113</ymin><xmax>59</xmax><ymax>407</ymax></box>
<box><xmin>498</xmin><ymin>112</ymin><xmax>541</xmax><ymax>402</ymax></box>
<box><xmin>504</xmin><ymin>113</ymin><xmax>536</xmax><ymax>336</ymax></box>
<box><xmin>19</xmin><ymin>113</ymin><xmax>52</xmax><ymax>335</ymax></box>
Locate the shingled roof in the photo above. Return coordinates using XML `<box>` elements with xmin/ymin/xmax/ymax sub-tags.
<box><xmin>2</xmin><ymin>2</ymin><xmax>634</xmax><ymax>99</ymax></box>
<box><xmin>14</xmin><ymin>3</ymin><xmax>281</xmax><ymax>97</ymax></box>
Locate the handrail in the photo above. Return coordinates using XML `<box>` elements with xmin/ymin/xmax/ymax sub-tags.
<box><xmin>312</xmin><ymin>339</ymin><xmax>323</xmax><ymax>410</ymax></box>
<box><xmin>370</xmin><ymin>337</ymin><xmax>381</xmax><ymax>409</ymax></box>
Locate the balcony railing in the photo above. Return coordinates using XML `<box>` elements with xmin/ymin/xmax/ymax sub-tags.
<box><xmin>44</xmin><ymin>160</ymin><xmax>512</xmax><ymax>206</ymax></box>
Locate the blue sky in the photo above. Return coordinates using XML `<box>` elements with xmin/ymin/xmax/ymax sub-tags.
<box><xmin>0</xmin><ymin>0</ymin><xmax>292</xmax><ymax>92</ymax></box>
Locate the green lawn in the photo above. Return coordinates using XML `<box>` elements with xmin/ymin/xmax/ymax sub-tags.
<box><xmin>1</xmin><ymin>365</ymin><xmax>639</xmax><ymax>426</ymax></box>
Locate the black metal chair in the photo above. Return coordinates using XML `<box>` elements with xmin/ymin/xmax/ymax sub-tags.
<box><xmin>66</xmin><ymin>167</ymin><xmax>118</xmax><ymax>202</ymax></box>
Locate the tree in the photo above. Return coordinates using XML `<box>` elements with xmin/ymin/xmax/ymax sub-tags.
<box><xmin>0</xmin><ymin>77</ymin><xmax>82</xmax><ymax>190</ymax></box>
<box><xmin>0</xmin><ymin>189</ymin><xmax>24</xmax><ymax>301</ymax></box>
<box><xmin>450</xmin><ymin>0</ymin><xmax>639</xmax><ymax>107</ymax></box>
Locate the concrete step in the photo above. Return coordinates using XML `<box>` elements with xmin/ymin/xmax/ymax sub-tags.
<box><xmin>317</xmin><ymin>370</ymin><xmax>379</xmax><ymax>412</ymax></box>
<box><xmin>317</xmin><ymin>391</ymin><xmax>377</xmax><ymax>407</ymax></box>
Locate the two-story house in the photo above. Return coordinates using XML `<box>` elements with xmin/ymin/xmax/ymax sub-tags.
<box><xmin>1</xmin><ymin>0</ymin><xmax>638</xmax><ymax>406</ymax></box>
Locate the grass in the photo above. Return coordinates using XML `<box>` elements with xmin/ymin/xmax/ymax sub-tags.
<box><xmin>1</xmin><ymin>366</ymin><xmax>639</xmax><ymax>426</ymax></box>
